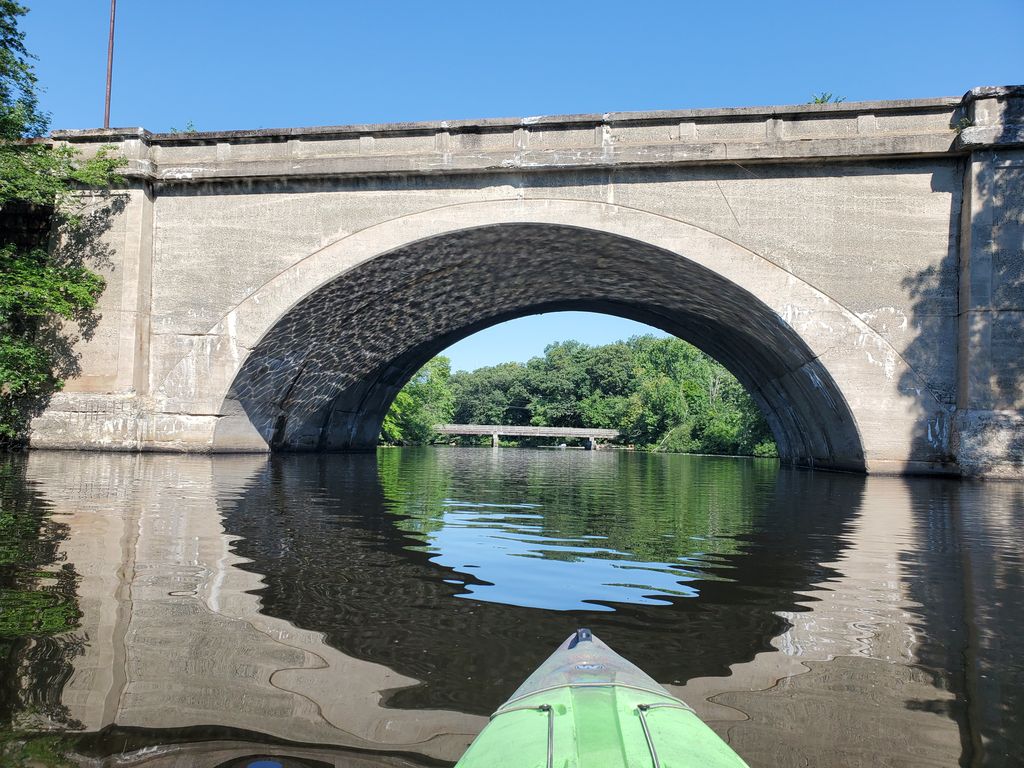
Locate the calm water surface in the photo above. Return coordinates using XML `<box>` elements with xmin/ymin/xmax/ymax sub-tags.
<box><xmin>1</xmin><ymin>448</ymin><xmax>1022</xmax><ymax>767</ymax></box>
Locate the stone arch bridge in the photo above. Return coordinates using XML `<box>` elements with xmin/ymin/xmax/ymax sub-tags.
<box><xmin>32</xmin><ymin>86</ymin><xmax>1024</xmax><ymax>477</ymax></box>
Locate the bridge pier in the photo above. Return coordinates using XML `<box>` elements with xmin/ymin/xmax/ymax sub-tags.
<box><xmin>950</xmin><ymin>86</ymin><xmax>1024</xmax><ymax>477</ymax></box>
<box><xmin>492</xmin><ymin>433</ymin><xmax>500</xmax><ymax>448</ymax></box>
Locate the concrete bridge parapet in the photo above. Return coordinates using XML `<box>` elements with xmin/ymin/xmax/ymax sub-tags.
<box><xmin>28</xmin><ymin>86</ymin><xmax>1024</xmax><ymax>478</ymax></box>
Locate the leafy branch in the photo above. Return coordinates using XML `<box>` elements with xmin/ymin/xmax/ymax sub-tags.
<box><xmin>0</xmin><ymin>2</ymin><xmax>123</xmax><ymax>444</ymax></box>
<box><xmin>808</xmin><ymin>92</ymin><xmax>846</xmax><ymax>104</ymax></box>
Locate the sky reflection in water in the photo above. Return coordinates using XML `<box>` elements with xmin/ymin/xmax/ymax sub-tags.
<box><xmin>425</xmin><ymin>501</ymin><xmax>702</xmax><ymax>609</ymax></box>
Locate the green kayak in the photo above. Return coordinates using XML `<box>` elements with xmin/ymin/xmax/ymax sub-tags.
<box><xmin>455</xmin><ymin>629</ymin><xmax>749</xmax><ymax>768</ymax></box>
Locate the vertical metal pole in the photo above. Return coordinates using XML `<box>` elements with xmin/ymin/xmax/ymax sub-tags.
<box><xmin>104</xmin><ymin>0</ymin><xmax>116</xmax><ymax>128</ymax></box>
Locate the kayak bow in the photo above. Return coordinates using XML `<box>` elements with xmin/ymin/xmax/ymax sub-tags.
<box><xmin>455</xmin><ymin>628</ymin><xmax>748</xmax><ymax>768</ymax></box>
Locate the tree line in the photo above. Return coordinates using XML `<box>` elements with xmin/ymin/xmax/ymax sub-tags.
<box><xmin>381</xmin><ymin>335</ymin><xmax>777</xmax><ymax>457</ymax></box>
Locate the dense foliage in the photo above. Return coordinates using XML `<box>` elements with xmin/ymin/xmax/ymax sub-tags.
<box><xmin>383</xmin><ymin>336</ymin><xmax>777</xmax><ymax>457</ymax></box>
<box><xmin>380</xmin><ymin>356</ymin><xmax>456</xmax><ymax>445</ymax></box>
<box><xmin>0</xmin><ymin>1</ymin><xmax>121</xmax><ymax>445</ymax></box>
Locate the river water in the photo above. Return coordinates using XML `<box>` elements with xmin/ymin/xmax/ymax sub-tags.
<box><xmin>1</xmin><ymin>448</ymin><xmax>1022</xmax><ymax>767</ymax></box>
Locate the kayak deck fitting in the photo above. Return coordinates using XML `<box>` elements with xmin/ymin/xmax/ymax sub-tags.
<box><xmin>455</xmin><ymin>629</ymin><xmax>749</xmax><ymax>768</ymax></box>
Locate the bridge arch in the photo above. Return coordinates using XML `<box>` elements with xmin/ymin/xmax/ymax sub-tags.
<box><xmin>154</xmin><ymin>199</ymin><xmax>949</xmax><ymax>472</ymax></box>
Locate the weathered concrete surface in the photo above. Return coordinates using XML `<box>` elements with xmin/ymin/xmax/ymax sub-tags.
<box><xmin>952</xmin><ymin>87</ymin><xmax>1024</xmax><ymax>477</ymax></box>
<box><xmin>29</xmin><ymin>86</ymin><xmax>1024</xmax><ymax>476</ymax></box>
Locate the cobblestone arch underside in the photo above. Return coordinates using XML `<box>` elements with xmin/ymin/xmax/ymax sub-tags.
<box><xmin>216</xmin><ymin>224</ymin><xmax>864</xmax><ymax>470</ymax></box>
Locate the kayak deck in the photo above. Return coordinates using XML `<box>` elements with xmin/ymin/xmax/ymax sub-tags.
<box><xmin>455</xmin><ymin>629</ymin><xmax>748</xmax><ymax>768</ymax></box>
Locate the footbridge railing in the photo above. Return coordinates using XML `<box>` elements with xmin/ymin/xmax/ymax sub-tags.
<box><xmin>434</xmin><ymin>424</ymin><xmax>620</xmax><ymax>449</ymax></box>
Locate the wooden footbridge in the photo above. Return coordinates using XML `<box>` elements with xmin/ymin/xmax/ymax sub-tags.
<box><xmin>434</xmin><ymin>424</ymin><xmax>620</xmax><ymax>449</ymax></box>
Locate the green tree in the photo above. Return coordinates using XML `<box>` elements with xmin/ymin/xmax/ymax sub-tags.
<box><xmin>622</xmin><ymin>374</ymin><xmax>688</xmax><ymax>446</ymax></box>
<box><xmin>577</xmin><ymin>342</ymin><xmax>633</xmax><ymax>430</ymax></box>
<box><xmin>381</xmin><ymin>356</ymin><xmax>456</xmax><ymax>445</ymax></box>
<box><xmin>450</xmin><ymin>361</ymin><xmax>532</xmax><ymax>425</ymax></box>
<box><xmin>526</xmin><ymin>340</ymin><xmax>590</xmax><ymax>427</ymax></box>
<box><xmin>0</xmin><ymin>1</ymin><xmax>121</xmax><ymax>444</ymax></box>
<box><xmin>809</xmin><ymin>92</ymin><xmax>846</xmax><ymax>104</ymax></box>
<box><xmin>409</xmin><ymin>334</ymin><xmax>778</xmax><ymax>456</ymax></box>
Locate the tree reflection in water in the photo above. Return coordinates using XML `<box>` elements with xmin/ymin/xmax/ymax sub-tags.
<box><xmin>0</xmin><ymin>455</ymin><xmax>83</xmax><ymax>734</ymax></box>
<box><xmin>222</xmin><ymin>448</ymin><xmax>859</xmax><ymax>715</ymax></box>
<box><xmin>2</xmin><ymin>449</ymin><xmax>1021</xmax><ymax>766</ymax></box>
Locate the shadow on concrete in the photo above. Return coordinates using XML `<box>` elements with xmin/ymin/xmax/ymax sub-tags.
<box><xmin>0</xmin><ymin>191</ymin><xmax>126</xmax><ymax>444</ymax></box>
<box><xmin>900</xmin><ymin>91</ymin><xmax>1023</xmax><ymax>475</ymax></box>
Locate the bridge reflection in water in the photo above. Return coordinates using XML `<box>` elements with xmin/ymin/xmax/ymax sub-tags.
<box><xmin>9</xmin><ymin>449</ymin><xmax>1022</xmax><ymax>766</ymax></box>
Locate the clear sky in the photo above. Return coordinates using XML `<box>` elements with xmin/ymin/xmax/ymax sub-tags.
<box><xmin>442</xmin><ymin>313</ymin><xmax>668</xmax><ymax>372</ymax></box>
<box><xmin>21</xmin><ymin>0</ymin><xmax>1023</xmax><ymax>371</ymax></box>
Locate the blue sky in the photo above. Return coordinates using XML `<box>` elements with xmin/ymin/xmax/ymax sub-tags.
<box><xmin>22</xmin><ymin>0</ymin><xmax>1023</xmax><ymax>371</ymax></box>
<box><xmin>442</xmin><ymin>313</ymin><xmax>667</xmax><ymax>372</ymax></box>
